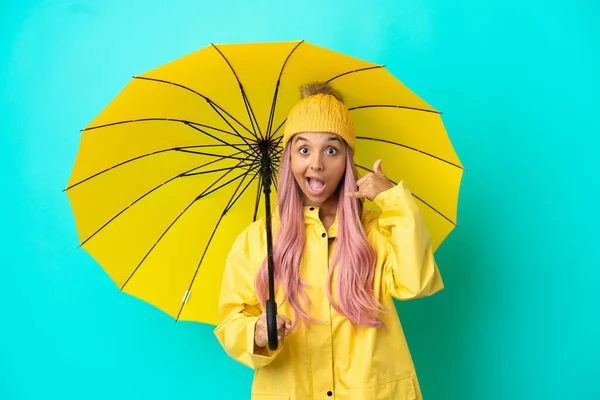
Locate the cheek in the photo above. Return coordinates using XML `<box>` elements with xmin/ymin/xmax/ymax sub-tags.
<box><xmin>329</xmin><ymin>158</ymin><xmax>347</xmax><ymax>185</ymax></box>
<box><xmin>290</xmin><ymin>156</ymin><xmax>305</xmax><ymax>180</ymax></box>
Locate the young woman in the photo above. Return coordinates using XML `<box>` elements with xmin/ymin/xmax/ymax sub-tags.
<box><xmin>214</xmin><ymin>82</ymin><xmax>443</xmax><ymax>400</ymax></box>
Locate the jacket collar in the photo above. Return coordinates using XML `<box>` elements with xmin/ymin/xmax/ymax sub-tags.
<box><xmin>303</xmin><ymin>206</ymin><xmax>338</xmax><ymax>238</ymax></box>
<box><xmin>271</xmin><ymin>206</ymin><xmax>379</xmax><ymax>240</ymax></box>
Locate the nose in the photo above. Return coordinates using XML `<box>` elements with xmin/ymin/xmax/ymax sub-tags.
<box><xmin>309</xmin><ymin>152</ymin><xmax>324</xmax><ymax>170</ymax></box>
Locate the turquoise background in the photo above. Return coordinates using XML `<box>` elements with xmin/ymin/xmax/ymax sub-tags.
<box><xmin>2</xmin><ymin>0</ymin><xmax>599</xmax><ymax>399</ymax></box>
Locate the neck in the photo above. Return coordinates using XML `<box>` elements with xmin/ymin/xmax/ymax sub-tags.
<box><xmin>317</xmin><ymin>194</ymin><xmax>337</xmax><ymax>231</ymax></box>
<box><xmin>318</xmin><ymin>195</ymin><xmax>338</xmax><ymax>217</ymax></box>
<box><xmin>304</xmin><ymin>193</ymin><xmax>338</xmax><ymax>218</ymax></box>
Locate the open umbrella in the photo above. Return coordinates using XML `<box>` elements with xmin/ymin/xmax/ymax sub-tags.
<box><xmin>66</xmin><ymin>40</ymin><xmax>463</xmax><ymax>350</ymax></box>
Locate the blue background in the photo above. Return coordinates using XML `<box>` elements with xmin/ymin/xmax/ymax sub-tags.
<box><xmin>1</xmin><ymin>0</ymin><xmax>599</xmax><ymax>399</ymax></box>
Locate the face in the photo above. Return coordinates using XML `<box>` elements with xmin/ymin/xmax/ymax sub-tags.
<box><xmin>290</xmin><ymin>132</ymin><xmax>347</xmax><ymax>209</ymax></box>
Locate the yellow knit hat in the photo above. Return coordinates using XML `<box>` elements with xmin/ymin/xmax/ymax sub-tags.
<box><xmin>282</xmin><ymin>83</ymin><xmax>356</xmax><ymax>152</ymax></box>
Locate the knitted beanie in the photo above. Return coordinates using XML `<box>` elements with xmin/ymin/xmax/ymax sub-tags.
<box><xmin>282</xmin><ymin>82</ymin><xmax>355</xmax><ymax>152</ymax></box>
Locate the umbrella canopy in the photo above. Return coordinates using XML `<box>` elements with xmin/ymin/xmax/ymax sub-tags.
<box><xmin>66</xmin><ymin>40</ymin><xmax>463</xmax><ymax>329</ymax></box>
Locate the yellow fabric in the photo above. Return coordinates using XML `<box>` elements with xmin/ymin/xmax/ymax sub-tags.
<box><xmin>282</xmin><ymin>93</ymin><xmax>356</xmax><ymax>152</ymax></box>
<box><xmin>65</xmin><ymin>40</ymin><xmax>461</xmax><ymax>326</ymax></box>
<box><xmin>214</xmin><ymin>181</ymin><xmax>443</xmax><ymax>400</ymax></box>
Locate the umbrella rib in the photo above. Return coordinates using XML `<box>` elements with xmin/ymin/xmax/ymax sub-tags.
<box><xmin>411</xmin><ymin>194</ymin><xmax>457</xmax><ymax>227</ymax></box>
<box><xmin>175</xmin><ymin>162</ymin><xmax>261</xmax><ymax>320</ymax></box>
<box><xmin>184</xmin><ymin>122</ymin><xmax>254</xmax><ymax>157</ymax></box>
<box><xmin>348</xmin><ymin>104</ymin><xmax>440</xmax><ymax>114</ymax></box>
<box><xmin>133</xmin><ymin>76</ymin><xmax>257</xmax><ymax>139</ymax></box>
<box><xmin>225</xmin><ymin>167</ymin><xmax>262</xmax><ymax>214</ymax></box>
<box><xmin>83</xmin><ymin>118</ymin><xmax>242</xmax><ymax>139</ymax></box>
<box><xmin>174</xmin><ymin>143</ymin><xmax>251</xmax><ymax>149</ymax></box>
<box><xmin>355</xmin><ymin>163</ymin><xmax>457</xmax><ymax>227</ymax></box>
<box><xmin>82</xmin><ymin>118</ymin><xmax>256</xmax><ymax>157</ymax></box>
<box><xmin>270</xmin><ymin>118</ymin><xmax>287</xmax><ymax>141</ymax></box>
<box><xmin>272</xmin><ymin>136</ymin><xmax>284</xmax><ymax>154</ymax></box>
<box><xmin>270</xmin><ymin>137</ymin><xmax>284</xmax><ymax>181</ymax></box>
<box><xmin>266</xmin><ymin>40</ymin><xmax>305</xmax><ymax>139</ymax></box>
<box><xmin>267</xmin><ymin>137</ymin><xmax>283</xmax><ymax>189</ymax></box>
<box><xmin>196</xmin><ymin>162</ymin><xmax>259</xmax><ymax>199</ymax></box>
<box><xmin>65</xmin><ymin>147</ymin><xmax>248</xmax><ymax>191</ymax></box>
<box><xmin>250</xmin><ymin>141</ymin><xmax>280</xmax><ymax>221</ymax></box>
<box><xmin>325</xmin><ymin>65</ymin><xmax>385</xmax><ymax>83</ymax></box>
<box><xmin>267</xmin><ymin>97</ymin><xmax>438</xmax><ymax>145</ymax></box>
<box><xmin>120</xmin><ymin>160</ymin><xmax>257</xmax><ymax>292</ymax></box>
<box><xmin>266</xmin><ymin>66</ymin><xmax>387</xmax><ymax>139</ymax></box>
<box><xmin>181</xmin><ymin>162</ymin><xmax>256</xmax><ymax>177</ymax></box>
<box><xmin>174</xmin><ymin>143</ymin><xmax>251</xmax><ymax>147</ymax></box>
<box><xmin>176</xmin><ymin>209</ymin><xmax>227</xmax><ymax>320</ymax></box>
<box><xmin>210</xmin><ymin>44</ymin><xmax>262</xmax><ymax>140</ymax></box>
<box><xmin>177</xmin><ymin>149</ymin><xmax>250</xmax><ymax>158</ymax></box>
<box><xmin>205</xmin><ymin>102</ymin><xmax>260</xmax><ymax>145</ymax></box>
<box><xmin>355</xmin><ymin>137</ymin><xmax>463</xmax><ymax>170</ymax></box>
<box><xmin>77</xmin><ymin>151</ymin><xmax>249</xmax><ymax>246</ymax></box>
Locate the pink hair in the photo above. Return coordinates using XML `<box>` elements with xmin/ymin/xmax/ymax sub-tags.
<box><xmin>255</xmin><ymin>143</ymin><xmax>385</xmax><ymax>329</ymax></box>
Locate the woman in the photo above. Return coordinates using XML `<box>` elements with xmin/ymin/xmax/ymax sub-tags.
<box><xmin>214</xmin><ymin>82</ymin><xmax>443</xmax><ymax>400</ymax></box>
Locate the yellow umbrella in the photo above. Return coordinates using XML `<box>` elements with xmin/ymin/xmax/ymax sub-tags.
<box><xmin>66</xmin><ymin>40</ymin><xmax>463</xmax><ymax>333</ymax></box>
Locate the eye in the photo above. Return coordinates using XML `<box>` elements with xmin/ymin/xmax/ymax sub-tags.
<box><xmin>298</xmin><ymin>147</ymin><xmax>309</xmax><ymax>154</ymax></box>
<box><xmin>326</xmin><ymin>147</ymin><xmax>338</xmax><ymax>155</ymax></box>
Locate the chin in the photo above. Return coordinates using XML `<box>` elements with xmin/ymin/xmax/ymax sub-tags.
<box><xmin>306</xmin><ymin>192</ymin><xmax>335</xmax><ymax>206</ymax></box>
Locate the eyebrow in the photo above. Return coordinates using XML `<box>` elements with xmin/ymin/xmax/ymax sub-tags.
<box><xmin>295</xmin><ymin>135</ymin><xmax>342</xmax><ymax>143</ymax></box>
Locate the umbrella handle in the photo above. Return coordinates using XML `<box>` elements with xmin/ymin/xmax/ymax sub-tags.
<box><xmin>260</xmin><ymin>145</ymin><xmax>279</xmax><ymax>351</ymax></box>
<box><xmin>266</xmin><ymin>298</ymin><xmax>278</xmax><ymax>351</ymax></box>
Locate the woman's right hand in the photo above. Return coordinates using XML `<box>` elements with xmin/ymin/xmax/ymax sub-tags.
<box><xmin>254</xmin><ymin>312</ymin><xmax>292</xmax><ymax>349</ymax></box>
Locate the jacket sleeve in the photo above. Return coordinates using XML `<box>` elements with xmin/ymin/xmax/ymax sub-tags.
<box><xmin>213</xmin><ymin>225</ymin><xmax>283</xmax><ymax>369</ymax></box>
<box><xmin>373</xmin><ymin>181</ymin><xmax>444</xmax><ymax>300</ymax></box>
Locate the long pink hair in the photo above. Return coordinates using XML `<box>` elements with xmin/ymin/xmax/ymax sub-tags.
<box><xmin>255</xmin><ymin>142</ymin><xmax>385</xmax><ymax>329</ymax></box>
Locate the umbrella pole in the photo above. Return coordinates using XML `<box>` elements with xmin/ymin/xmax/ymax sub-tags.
<box><xmin>261</xmin><ymin>146</ymin><xmax>279</xmax><ymax>351</ymax></box>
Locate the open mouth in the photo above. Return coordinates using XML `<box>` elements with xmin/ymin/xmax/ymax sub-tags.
<box><xmin>306</xmin><ymin>177</ymin><xmax>326</xmax><ymax>196</ymax></box>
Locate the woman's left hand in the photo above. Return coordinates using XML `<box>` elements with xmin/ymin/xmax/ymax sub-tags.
<box><xmin>347</xmin><ymin>159</ymin><xmax>394</xmax><ymax>201</ymax></box>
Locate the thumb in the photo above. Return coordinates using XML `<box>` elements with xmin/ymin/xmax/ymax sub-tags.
<box><xmin>373</xmin><ymin>159</ymin><xmax>385</xmax><ymax>176</ymax></box>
